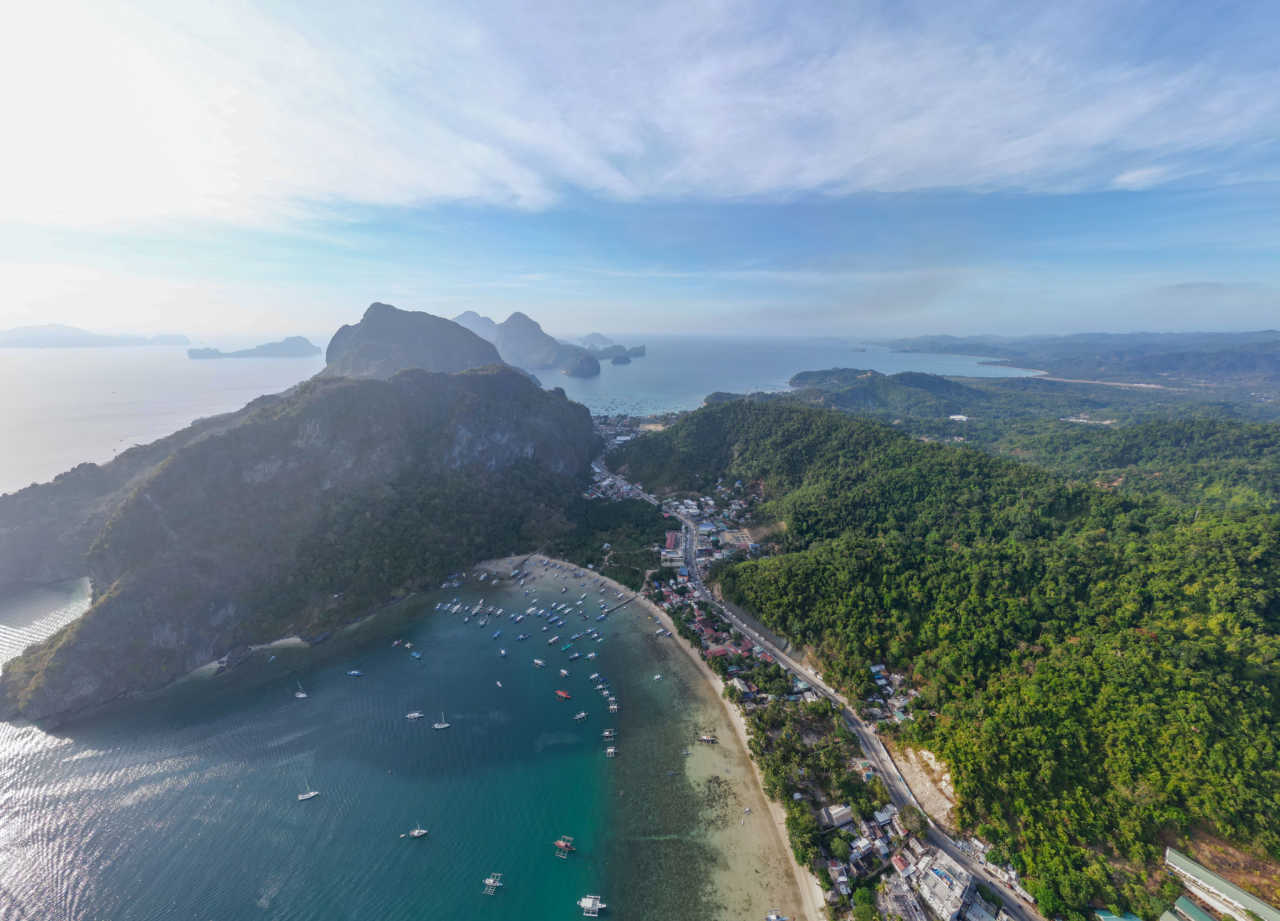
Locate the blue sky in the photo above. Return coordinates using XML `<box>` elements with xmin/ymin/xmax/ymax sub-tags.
<box><xmin>1</xmin><ymin>0</ymin><xmax>1278</xmax><ymax>342</ymax></box>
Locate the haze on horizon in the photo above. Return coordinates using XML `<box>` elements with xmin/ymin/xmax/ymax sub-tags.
<box><xmin>1</xmin><ymin>0</ymin><xmax>1278</xmax><ymax>342</ymax></box>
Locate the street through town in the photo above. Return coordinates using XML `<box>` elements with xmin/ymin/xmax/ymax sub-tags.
<box><xmin>602</xmin><ymin>460</ymin><xmax>1045</xmax><ymax>921</ymax></box>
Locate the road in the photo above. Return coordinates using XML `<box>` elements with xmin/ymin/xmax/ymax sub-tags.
<box><xmin>600</xmin><ymin>462</ymin><xmax>1043</xmax><ymax>921</ymax></box>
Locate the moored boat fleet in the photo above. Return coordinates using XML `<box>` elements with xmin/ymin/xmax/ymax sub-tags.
<box><xmin>289</xmin><ymin>557</ymin><xmax>627</xmax><ymax>912</ymax></box>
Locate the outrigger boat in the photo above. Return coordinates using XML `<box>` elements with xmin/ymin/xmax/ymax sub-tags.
<box><xmin>555</xmin><ymin>690</ymin><xmax>571</xmax><ymax>700</ymax></box>
<box><xmin>578</xmin><ymin>894</ymin><xmax>607</xmax><ymax>916</ymax></box>
<box><xmin>554</xmin><ymin>835</ymin><xmax>576</xmax><ymax>858</ymax></box>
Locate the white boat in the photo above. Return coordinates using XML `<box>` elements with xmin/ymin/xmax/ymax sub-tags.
<box><xmin>346</xmin><ymin>669</ymin><xmax>363</xmax><ymax>677</ymax></box>
<box><xmin>432</xmin><ymin>712</ymin><xmax>451</xmax><ymax>730</ymax></box>
<box><xmin>297</xmin><ymin>789</ymin><xmax>320</xmax><ymax>801</ymax></box>
<box><xmin>408</xmin><ymin>827</ymin><xmax>428</xmax><ymax>839</ymax></box>
<box><xmin>496</xmin><ymin>680</ymin><xmax>503</xmax><ymax>688</ymax></box>
<box><xmin>573</xmin><ymin>711</ymin><xmax>587</xmax><ymax>721</ymax></box>
<box><xmin>559</xmin><ymin>668</ymin><xmax>569</xmax><ymax>677</ymax></box>
<box><xmin>499</xmin><ymin>648</ymin><xmax>507</xmax><ymax>657</ymax></box>
<box><xmin>294</xmin><ymin>682</ymin><xmax>308</xmax><ymax>699</ymax></box>
<box><xmin>406</xmin><ymin>711</ymin><xmax>425</xmax><ymax>720</ymax></box>
<box><xmin>533</xmin><ymin>658</ymin><xmax>546</xmax><ymax>668</ymax></box>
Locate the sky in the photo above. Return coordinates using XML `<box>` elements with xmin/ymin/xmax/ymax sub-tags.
<box><xmin>1</xmin><ymin>0</ymin><xmax>1279</xmax><ymax>343</ymax></box>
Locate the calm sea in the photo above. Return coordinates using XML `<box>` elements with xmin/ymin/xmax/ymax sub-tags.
<box><xmin>0</xmin><ymin>573</ymin><xmax>724</xmax><ymax>921</ymax></box>
<box><xmin>0</xmin><ymin>339</ymin><xmax>1034</xmax><ymax>495</ymax></box>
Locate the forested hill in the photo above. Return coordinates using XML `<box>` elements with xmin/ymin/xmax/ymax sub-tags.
<box><xmin>608</xmin><ymin>401</ymin><xmax>1280</xmax><ymax>919</ymax></box>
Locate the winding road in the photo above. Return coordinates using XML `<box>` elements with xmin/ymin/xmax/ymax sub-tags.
<box><xmin>603</xmin><ymin>461</ymin><xmax>1043</xmax><ymax>921</ymax></box>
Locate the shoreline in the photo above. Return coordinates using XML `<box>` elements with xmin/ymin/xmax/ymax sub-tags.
<box><xmin>479</xmin><ymin>554</ymin><xmax>826</xmax><ymax>921</ymax></box>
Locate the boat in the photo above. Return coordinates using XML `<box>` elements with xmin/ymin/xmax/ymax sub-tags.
<box><xmin>605</xmin><ymin>746</ymin><xmax>617</xmax><ymax>758</ymax></box>
<box><xmin>589</xmin><ymin>672</ymin><xmax>600</xmax><ymax>681</ymax></box>
<box><xmin>517</xmin><ymin>633</ymin><xmax>529</xmax><ymax>641</ymax></box>
<box><xmin>568</xmin><ymin>652</ymin><xmax>581</xmax><ymax>661</ymax></box>
<box><xmin>578</xmin><ymin>894</ymin><xmax>607</xmax><ymax>916</ymax></box>
<box><xmin>601</xmin><ymin>729</ymin><xmax>616</xmax><ymax>739</ymax></box>
<box><xmin>765</xmin><ymin>913</ymin><xmax>790</xmax><ymax>921</ymax></box>
<box><xmin>410</xmin><ymin>650</ymin><xmax>422</xmax><ymax>660</ymax></box>
<box><xmin>346</xmin><ymin>669</ymin><xmax>364</xmax><ymax>677</ymax></box>
<box><xmin>698</xmin><ymin>734</ymin><xmax>719</xmax><ymax>744</ymax></box>
<box><xmin>559</xmin><ymin>668</ymin><xmax>569</xmax><ymax>677</ymax></box>
<box><xmin>573</xmin><ymin>711</ymin><xmax>587</xmax><ymax>721</ymax></box>
<box><xmin>555</xmin><ymin>690</ymin><xmax>571</xmax><ymax>700</ymax></box>
<box><xmin>548</xmin><ymin>635</ymin><xmax>560</xmax><ymax>645</ymax></box>
<box><xmin>586</xmin><ymin>652</ymin><xmax>596</xmax><ymax>659</ymax></box>
<box><xmin>499</xmin><ymin>648</ymin><xmax>507</xmax><ymax>657</ymax></box>
<box><xmin>432</xmin><ymin>712</ymin><xmax>451</xmax><ymax>730</ymax></box>
<box><xmin>496</xmin><ymin>680</ymin><xmax>503</xmax><ymax>688</ymax></box>
<box><xmin>533</xmin><ymin>658</ymin><xmax>546</xmax><ymax>668</ymax></box>
<box><xmin>294</xmin><ymin>682</ymin><xmax>308</xmax><ymax>699</ymax></box>
<box><xmin>482</xmin><ymin>872</ymin><xmax>504</xmax><ymax>895</ymax></box>
<box><xmin>560</xmin><ymin>643</ymin><xmax>574</xmax><ymax>652</ymax></box>
<box><xmin>297</xmin><ymin>789</ymin><xmax>320</xmax><ymax>801</ymax></box>
<box><xmin>406</xmin><ymin>711</ymin><xmax>425</xmax><ymax>720</ymax></box>
<box><xmin>408</xmin><ymin>827</ymin><xmax>428</xmax><ymax>839</ymax></box>
<box><xmin>492</xmin><ymin>629</ymin><xmax>502</xmax><ymax>640</ymax></box>
<box><xmin>653</xmin><ymin>673</ymin><xmax>662</xmax><ymax>680</ymax></box>
<box><xmin>554</xmin><ymin>834</ymin><xmax>576</xmax><ymax>857</ymax></box>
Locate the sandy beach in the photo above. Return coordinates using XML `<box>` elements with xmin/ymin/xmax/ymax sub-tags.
<box><xmin>479</xmin><ymin>554</ymin><xmax>827</xmax><ymax>921</ymax></box>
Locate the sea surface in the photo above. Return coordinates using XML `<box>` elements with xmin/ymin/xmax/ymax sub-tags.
<box><xmin>0</xmin><ymin>339</ymin><xmax>1036</xmax><ymax>494</ymax></box>
<box><xmin>0</xmin><ymin>567</ymin><xmax>727</xmax><ymax>920</ymax></box>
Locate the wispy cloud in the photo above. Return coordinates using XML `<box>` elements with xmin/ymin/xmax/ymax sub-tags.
<box><xmin>3</xmin><ymin>0</ymin><xmax>1278</xmax><ymax>228</ymax></box>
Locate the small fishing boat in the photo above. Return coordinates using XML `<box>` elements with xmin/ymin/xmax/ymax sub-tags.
<box><xmin>408</xmin><ymin>826</ymin><xmax>428</xmax><ymax>839</ymax></box>
<box><xmin>517</xmin><ymin>633</ymin><xmax>529</xmax><ymax>641</ymax></box>
<box><xmin>554</xmin><ymin>834</ymin><xmax>576</xmax><ymax>857</ymax></box>
<box><xmin>294</xmin><ymin>682</ymin><xmax>308</xmax><ymax>699</ymax></box>
<box><xmin>601</xmin><ymin>729</ymin><xmax>616</xmax><ymax>740</ymax></box>
<box><xmin>568</xmin><ymin>652</ymin><xmax>581</xmax><ymax>661</ymax></box>
<box><xmin>555</xmin><ymin>690</ymin><xmax>571</xmax><ymax>700</ymax></box>
<box><xmin>406</xmin><ymin>711</ymin><xmax>425</xmax><ymax>720</ymax></box>
<box><xmin>410</xmin><ymin>650</ymin><xmax>422</xmax><ymax>660</ymax></box>
<box><xmin>482</xmin><ymin>872</ymin><xmax>504</xmax><ymax>895</ymax></box>
<box><xmin>297</xmin><ymin>789</ymin><xmax>320</xmax><ymax>801</ymax></box>
<box><xmin>432</xmin><ymin>712</ymin><xmax>451</xmax><ymax>730</ymax></box>
<box><xmin>491</xmin><ymin>629</ymin><xmax>502</xmax><ymax>640</ymax></box>
<box><xmin>698</xmin><ymin>734</ymin><xmax>719</xmax><ymax>744</ymax></box>
<box><xmin>533</xmin><ymin>658</ymin><xmax>546</xmax><ymax>668</ymax></box>
<box><xmin>346</xmin><ymin>669</ymin><xmax>363</xmax><ymax>677</ymax></box>
<box><xmin>499</xmin><ymin>648</ymin><xmax>507</xmax><ymax>657</ymax></box>
<box><xmin>496</xmin><ymin>680</ymin><xmax>503</xmax><ymax>688</ymax></box>
<box><xmin>589</xmin><ymin>672</ymin><xmax>600</xmax><ymax>680</ymax></box>
<box><xmin>573</xmin><ymin>711</ymin><xmax>587</xmax><ymax>721</ymax></box>
<box><xmin>559</xmin><ymin>668</ymin><xmax>569</xmax><ymax>677</ymax></box>
<box><xmin>605</xmin><ymin>746</ymin><xmax>617</xmax><ymax>758</ymax></box>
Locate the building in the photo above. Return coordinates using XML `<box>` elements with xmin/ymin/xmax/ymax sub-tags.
<box><xmin>1174</xmin><ymin>896</ymin><xmax>1220</xmax><ymax>921</ymax></box>
<box><xmin>965</xmin><ymin>890</ymin><xmax>1001</xmax><ymax>921</ymax></box>
<box><xmin>819</xmin><ymin>804</ymin><xmax>856</xmax><ymax>830</ymax></box>
<box><xmin>1164</xmin><ymin>849</ymin><xmax>1280</xmax><ymax>921</ymax></box>
<box><xmin>915</xmin><ymin>852</ymin><xmax>972</xmax><ymax>921</ymax></box>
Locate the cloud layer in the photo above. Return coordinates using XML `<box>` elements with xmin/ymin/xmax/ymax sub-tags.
<box><xmin>3</xmin><ymin>0</ymin><xmax>1278</xmax><ymax>227</ymax></box>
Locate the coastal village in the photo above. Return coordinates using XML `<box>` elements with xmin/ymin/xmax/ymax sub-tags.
<box><xmin>587</xmin><ymin>413</ymin><xmax>1277</xmax><ymax>921</ymax></box>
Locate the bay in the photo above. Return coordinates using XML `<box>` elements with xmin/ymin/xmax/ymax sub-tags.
<box><xmin>0</xmin><ymin>564</ymin><xmax>742</xmax><ymax>920</ymax></box>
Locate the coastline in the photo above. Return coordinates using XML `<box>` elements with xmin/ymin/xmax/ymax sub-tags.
<box><xmin>479</xmin><ymin>554</ymin><xmax>826</xmax><ymax>921</ymax></box>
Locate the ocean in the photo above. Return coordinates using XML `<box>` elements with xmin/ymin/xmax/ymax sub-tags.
<box><xmin>0</xmin><ymin>338</ymin><xmax>1034</xmax><ymax>495</ymax></box>
<box><xmin>0</xmin><ymin>566</ymin><xmax>743</xmax><ymax>921</ymax></box>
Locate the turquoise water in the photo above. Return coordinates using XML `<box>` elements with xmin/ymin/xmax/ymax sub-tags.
<box><xmin>0</xmin><ymin>569</ymin><xmax>717</xmax><ymax>920</ymax></box>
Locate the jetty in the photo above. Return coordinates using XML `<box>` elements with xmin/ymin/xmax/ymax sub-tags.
<box><xmin>482</xmin><ymin>872</ymin><xmax>504</xmax><ymax>895</ymax></box>
<box><xmin>578</xmin><ymin>894</ymin><xmax>607</xmax><ymax>916</ymax></box>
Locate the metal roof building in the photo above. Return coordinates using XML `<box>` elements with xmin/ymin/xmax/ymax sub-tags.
<box><xmin>1164</xmin><ymin>848</ymin><xmax>1280</xmax><ymax>921</ymax></box>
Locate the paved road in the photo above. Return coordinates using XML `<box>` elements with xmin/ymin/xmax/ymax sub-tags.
<box><xmin>598</xmin><ymin>461</ymin><xmax>1043</xmax><ymax>921</ymax></box>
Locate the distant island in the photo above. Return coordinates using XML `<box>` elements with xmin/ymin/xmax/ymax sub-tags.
<box><xmin>453</xmin><ymin>310</ymin><xmax>602</xmax><ymax>377</ymax></box>
<box><xmin>188</xmin><ymin>336</ymin><xmax>322</xmax><ymax>360</ymax></box>
<box><xmin>577</xmin><ymin>331</ymin><xmax>646</xmax><ymax>362</ymax></box>
<box><xmin>0</xmin><ymin>324</ymin><xmax>188</xmax><ymax>348</ymax></box>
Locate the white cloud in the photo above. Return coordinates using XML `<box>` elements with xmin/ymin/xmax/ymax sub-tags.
<box><xmin>1</xmin><ymin>0</ymin><xmax>1277</xmax><ymax>228</ymax></box>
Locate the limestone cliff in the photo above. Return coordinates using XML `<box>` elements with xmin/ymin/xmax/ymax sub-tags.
<box><xmin>323</xmin><ymin>303</ymin><xmax>502</xmax><ymax>379</ymax></box>
<box><xmin>0</xmin><ymin>366</ymin><xmax>598</xmax><ymax>723</ymax></box>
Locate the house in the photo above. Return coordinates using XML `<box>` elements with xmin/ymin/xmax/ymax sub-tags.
<box><xmin>819</xmin><ymin>804</ymin><xmax>856</xmax><ymax>830</ymax></box>
<box><xmin>892</xmin><ymin>854</ymin><xmax>913</xmax><ymax>876</ymax></box>
<box><xmin>874</xmin><ymin>804</ymin><xmax>899</xmax><ymax>826</ymax></box>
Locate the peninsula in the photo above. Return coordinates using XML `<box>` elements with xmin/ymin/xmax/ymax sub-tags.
<box><xmin>187</xmin><ymin>336</ymin><xmax>321</xmax><ymax>359</ymax></box>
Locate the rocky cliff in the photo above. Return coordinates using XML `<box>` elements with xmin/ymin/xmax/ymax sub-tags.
<box><xmin>0</xmin><ymin>365</ymin><xmax>598</xmax><ymax>723</ymax></box>
<box><xmin>324</xmin><ymin>303</ymin><xmax>502</xmax><ymax>378</ymax></box>
<box><xmin>453</xmin><ymin>310</ymin><xmax>601</xmax><ymax>378</ymax></box>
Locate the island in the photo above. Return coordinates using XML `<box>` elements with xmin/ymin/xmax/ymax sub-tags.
<box><xmin>187</xmin><ymin>336</ymin><xmax>322</xmax><ymax>359</ymax></box>
<box><xmin>0</xmin><ymin>324</ymin><xmax>188</xmax><ymax>348</ymax></box>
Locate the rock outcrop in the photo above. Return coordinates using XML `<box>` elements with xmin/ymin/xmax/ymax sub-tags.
<box><xmin>453</xmin><ymin>310</ymin><xmax>601</xmax><ymax>378</ymax></box>
<box><xmin>324</xmin><ymin>303</ymin><xmax>502</xmax><ymax>379</ymax></box>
